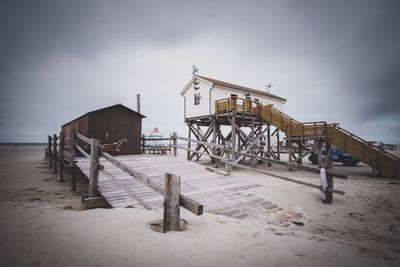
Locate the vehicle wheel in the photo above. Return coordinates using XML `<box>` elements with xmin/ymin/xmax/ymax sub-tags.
<box><xmin>343</xmin><ymin>159</ymin><xmax>351</xmax><ymax>166</ymax></box>
<box><xmin>311</xmin><ymin>159</ymin><xmax>318</xmax><ymax>165</ymax></box>
<box><xmin>352</xmin><ymin>161</ymin><xmax>359</xmax><ymax>166</ymax></box>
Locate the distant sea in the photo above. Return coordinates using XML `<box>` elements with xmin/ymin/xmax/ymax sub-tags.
<box><xmin>0</xmin><ymin>143</ymin><xmax>47</xmax><ymax>147</ymax></box>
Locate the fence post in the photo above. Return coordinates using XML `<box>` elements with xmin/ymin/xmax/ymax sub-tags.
<box><xmin>53</xmin><ymin>134</ymin><xmax>58</xmax><ymax>174</ymax></box>
<box><xmin>48</xmin><ymin>135</ymin><xmax>52</xmax><ymax>168</ymax></box>
<box><xmin>58</xmin><ymin>131</ymin><xmax>64</xmax><ymax>182</ymax></box>
<box><xmin>173</xmin><ymin>132</ymin><xmax>177</xmax><ymax>156</ymax></box>
<box><xmin>70</xmin><ymin>129</ymin><xmax>77</xmax><ymax>191</ymax></box>
<box><xmin>89</xmin><ymin>138</ymin><xmax>100</xmax><ymax>198</ymax></box>
<box><xmin>163</xmin><ymin>173</ymin><xmax>181</xmax><ymax>232</ymax></box>
<box><xmin>142</xmin><ymin>134</ymin><xmax>146</xmax><ymax>154</ymax></box>
<box><xmin>323</xmin><ymin>160</ymin><xmax>334</xmax><ymax>204</ymax></box>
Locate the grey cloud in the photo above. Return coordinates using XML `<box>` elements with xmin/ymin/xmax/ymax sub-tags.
<box><xmin>1</xmin><ymin>0</ymin><xmax>399</xmax><ymax>143</ymax></box>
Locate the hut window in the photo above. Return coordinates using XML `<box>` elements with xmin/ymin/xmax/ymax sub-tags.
<box><xmin>245</xmin><ymin>93</ymin><xmax>251</xmax><ymax>100</ymax></box>
<box><xmin>231</xmin><ymin>94</ymin><xmax>238</xmax><ymax>98</ymax></box>
<box><xmin>194</xmin><ymin>93</ymin><xmax>201</xmax><ymax>105</ymax></box>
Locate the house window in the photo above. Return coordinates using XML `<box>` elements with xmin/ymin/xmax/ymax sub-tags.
<box><xmin>245</xmin><ymin>93</ymin><xmax>251</xmax><ymax>100</ymax></box>
<box><xmin>231</xmin><ymin>94</ymin><xmax>238</xmax><ymax>98</ymax></box>
<box><xmin>194</xmin><ymin>78</ymin><xmax>200</xmax><ymax>90</ymax></box>
<box><xmin>194</xmin><ymin>93</ymin><xmax>201</xmax><ymax>105</ymax></box>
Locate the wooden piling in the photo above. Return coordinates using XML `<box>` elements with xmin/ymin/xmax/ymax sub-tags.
<box><xmin>89</xmin><ymin>138</ymin><xmax>100</xmax><ymax>198</ymax></box>
<box><xmin>224</xmin><ymin>142</ymin><xmax>231</xmax><ymax>173</ymax></box>
<box><xmin>163</xmin><ymin>173</ymin><xmax>181</xmax><ymax>232</ymax></box>
<box><xmin>187</xmin><ymin>123</ymin><xmax>191</xmax><ymax>160</ymax></box>
<box><xmin>267</xmin><ymin>125</ymin><xmax>271</xmax><ymax>167</ymax></box>
<box><xmin>48</xmin><ymin>135</ymin><xmax>52</xmax><ymax>167</ymax></box>
<box><xmin>58</xmin><ymin>131</ymin><xmax>64</xmax><ymax>182</ymax></box>
<box><xmin>52</xmin><ymin>134</ymin><xmax>58</xmax><ymax>173</ymax></box>
<box><xmin>70</xmin><ymin>129</ymin><xmax>77</xmax><ymax>191</ymax></box>
<box><xmin>231</xmin><ymin>116</ymin><xmax>236</xmax><ymax>162</ymax></box>
<box><xmin>172</xmin><ymin>132</ymin><xmax>177</xmax><ymax>156</ymax></box>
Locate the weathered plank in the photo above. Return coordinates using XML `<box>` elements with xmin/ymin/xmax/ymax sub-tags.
<box><xmin>101</xmin><ymin>152</ymin><xmax>203</xmax><ymax>215</ymax></box>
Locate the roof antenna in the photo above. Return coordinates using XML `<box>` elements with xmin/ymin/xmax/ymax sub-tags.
<box><xmin>266</xmin><ymin>82</ymin><xmax>273</xmax><ymax>93</ymax></box>
<box><xmin>192</xmin><ymin>64</ymin><xmax>199</xmax><ymax>76</ymax></box>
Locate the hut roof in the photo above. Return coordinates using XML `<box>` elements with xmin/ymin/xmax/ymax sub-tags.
<box><xmin>62</xmin><ymin>104</ymin><xmax>145</xmax><ymax>126</ymax></box>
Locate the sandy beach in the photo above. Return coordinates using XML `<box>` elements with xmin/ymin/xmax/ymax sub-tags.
<box><xmin>0</xmin><ymin>146</ymin><xmax>399</xmax><ymax>267</ymax></box>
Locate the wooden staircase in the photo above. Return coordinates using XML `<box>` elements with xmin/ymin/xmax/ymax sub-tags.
<box><xmin>215</xmin><ymin>97</ymin><xmax>400</xmax><ymax>178</ymax></box>
<box><xmin>259</xmin><ymin>104</ymin><xmax>400</xmax><ymax>178</ymax></box>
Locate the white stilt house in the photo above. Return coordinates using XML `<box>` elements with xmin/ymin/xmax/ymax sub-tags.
<box><xmin>180</xmin><ymin>75</ymin><xmax>287</xmax><ymax>165</ymax></box>
<box><xmin>181</xmin><ymin>75</ymin><xmax>286</xmax><ymax>120</ymax></box>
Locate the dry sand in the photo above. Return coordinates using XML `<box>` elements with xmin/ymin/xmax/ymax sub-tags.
<box><xmin>0</xmin><ymin>146</ymin><xmax>399</xmax><ymax>267</ymax></box>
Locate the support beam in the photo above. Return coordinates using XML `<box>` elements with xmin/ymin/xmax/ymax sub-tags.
<box><xmin>163</xmin><ymin>173</ymin><xmax>181</xmax><ymax>232</ymax></box>
<box><xmin>231</xmin><ymin>116</ymin><xmax>236</xmax><ymax>162</ymax></box>
<box><xmin>267</xmin><ymin>124</ymin><xmax>271</xmax><ymax>167</ymax></box>
<box><xmin>187</xmin><ymin>122</ymin><xmax>191</xmax><ymax>160</ymax></box>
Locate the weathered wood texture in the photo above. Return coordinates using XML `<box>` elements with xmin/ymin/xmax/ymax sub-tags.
<box><xmin>89</xmin><ymin>138</ymin><xmax>100</xmax><ymax>198</ymax></box>
<box><xmin>52</xmin><ymin>134</ymin><xmax>58</xmax><ymax>174</ymax></box>
<box><xmin>74</xmin><ymin>155</ymin><xmax>268</xmax><ymax>218</ymax></box>
<box><xmin>58</xmin><ymin>131</ymin><xmax>65</xmax><ymax>182</ymax></box>
<box><xmin>163</xmin><ymin>173</ymin><xmax>180</xmax><ymax>232</ymax></box>
<box><xmin>48</xmin><ymin>135</ymin><xmax>52</xmax><ymax>168</ymax></box>
<box><xmin>70</xmin><ymin>129</ymin><xmax>77</xmax><ymax>191</ymax></box>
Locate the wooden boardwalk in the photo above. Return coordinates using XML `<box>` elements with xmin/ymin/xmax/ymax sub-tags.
<box><xmin>75</xmin><ymin>155</ymin><xmax>283</xmax><ymax>219</ymax></box>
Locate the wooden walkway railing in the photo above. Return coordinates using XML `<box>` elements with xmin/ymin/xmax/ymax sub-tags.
<box><xmin>46</xmin><ymin>130</ymin><xmax>202</xmax><ymax>232</ymax></box>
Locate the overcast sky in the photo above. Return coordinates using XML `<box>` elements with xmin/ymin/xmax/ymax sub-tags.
<box><xmin>1</xmin><ymin>0</ymin><xmax>399</xmax><ymax>143</ymax></box>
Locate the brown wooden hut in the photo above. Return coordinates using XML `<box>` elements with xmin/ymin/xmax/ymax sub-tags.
<box><xmin>62</xmin><ymin>104</ymin><xmax>145</xmax><ymax>155</ymax></box>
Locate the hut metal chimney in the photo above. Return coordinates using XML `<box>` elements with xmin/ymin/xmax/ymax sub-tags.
<box><xmin>137</xmin><ymin>94</ymin><xmax>141</xmax><ymax>114</ymax></box>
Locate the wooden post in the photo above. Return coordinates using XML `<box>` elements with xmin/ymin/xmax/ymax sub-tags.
<box><xmin>224</xmin><ymin>142</ymin><xmax>231</xmax><ymax>173</ymax></box>
<box><xmin>89</xmin><ymin>138</ymin><xmax>101</xmax><ymax>198</ymax></box>
<box><xmin>48</xmin><ymin>135</ymin><xmax>52</xmax><ymax>168</ymax></box>
<box><xmin>231</xmin><ymin>116</ymin><xmax>236</xmax><ymax>162</ymax></box>
<box><xmin>317</xmin><ymin>142</ymin><xmax>323</xmax><ymax>168</ymax></box>
<box><xmin>277</xmin><ymin>130</ymin><xmax>280</xmax><ymax>160</ymax></box>
<box><xmin>53</xmin><ymin>134</ymin><xmax>58</xmax><ymax>174</ymax></box>
<box><xmin>250</xmin><ymin>121</ymin><xmax>256</xmax><ymax>167</ymax></box>
<box><xmin>58</xmin><ymin>131</ymin><xmax>64</xmax><ymax>182</ymax></box>
<box><xmin>141</xmin><ymin>134</ymin><xmax>146</xmax><ymax>154</ymax></box>
<box><xmin>172</xmin><ymin>132</ymin><xmax>177</xmax><ymax>156</ymax></box>
<box><xmin>187</xmin><ymin>123</ymin><xmax>191</xmax><ymax>160</ymax></box>
<box><xmin>323</xmin><ymin>160</ymin><xmax>334</xmax><ymax>204</ymax></box>
<box><xmin>163</xmin><ymin>173</ymin><xmax>181</xmax><ymax>232</ymax></box>
<box><xmin>212</xmin><ymin>120</ymin><xmax>216</xmax><ymax>164</ymax></box>
<box><xmin>70</xmin><ymin>129</ymin><xmax>77</xmax><ymax>191</ymax></box>
<box><xmin>267</xmin><ymin>124</ymin><xmax>271</xmax><ymax>167</ymax></box>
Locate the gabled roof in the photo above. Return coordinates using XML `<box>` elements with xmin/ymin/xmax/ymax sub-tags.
<box><xmin>62</xmin><ymin>104</ymin><xmax>145</xmax><ymax>126</ymax></box>
<box><xmin>197</xmin><ymin>75</ymin><xmax>286</xmax><ymax>102</ymax></box>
